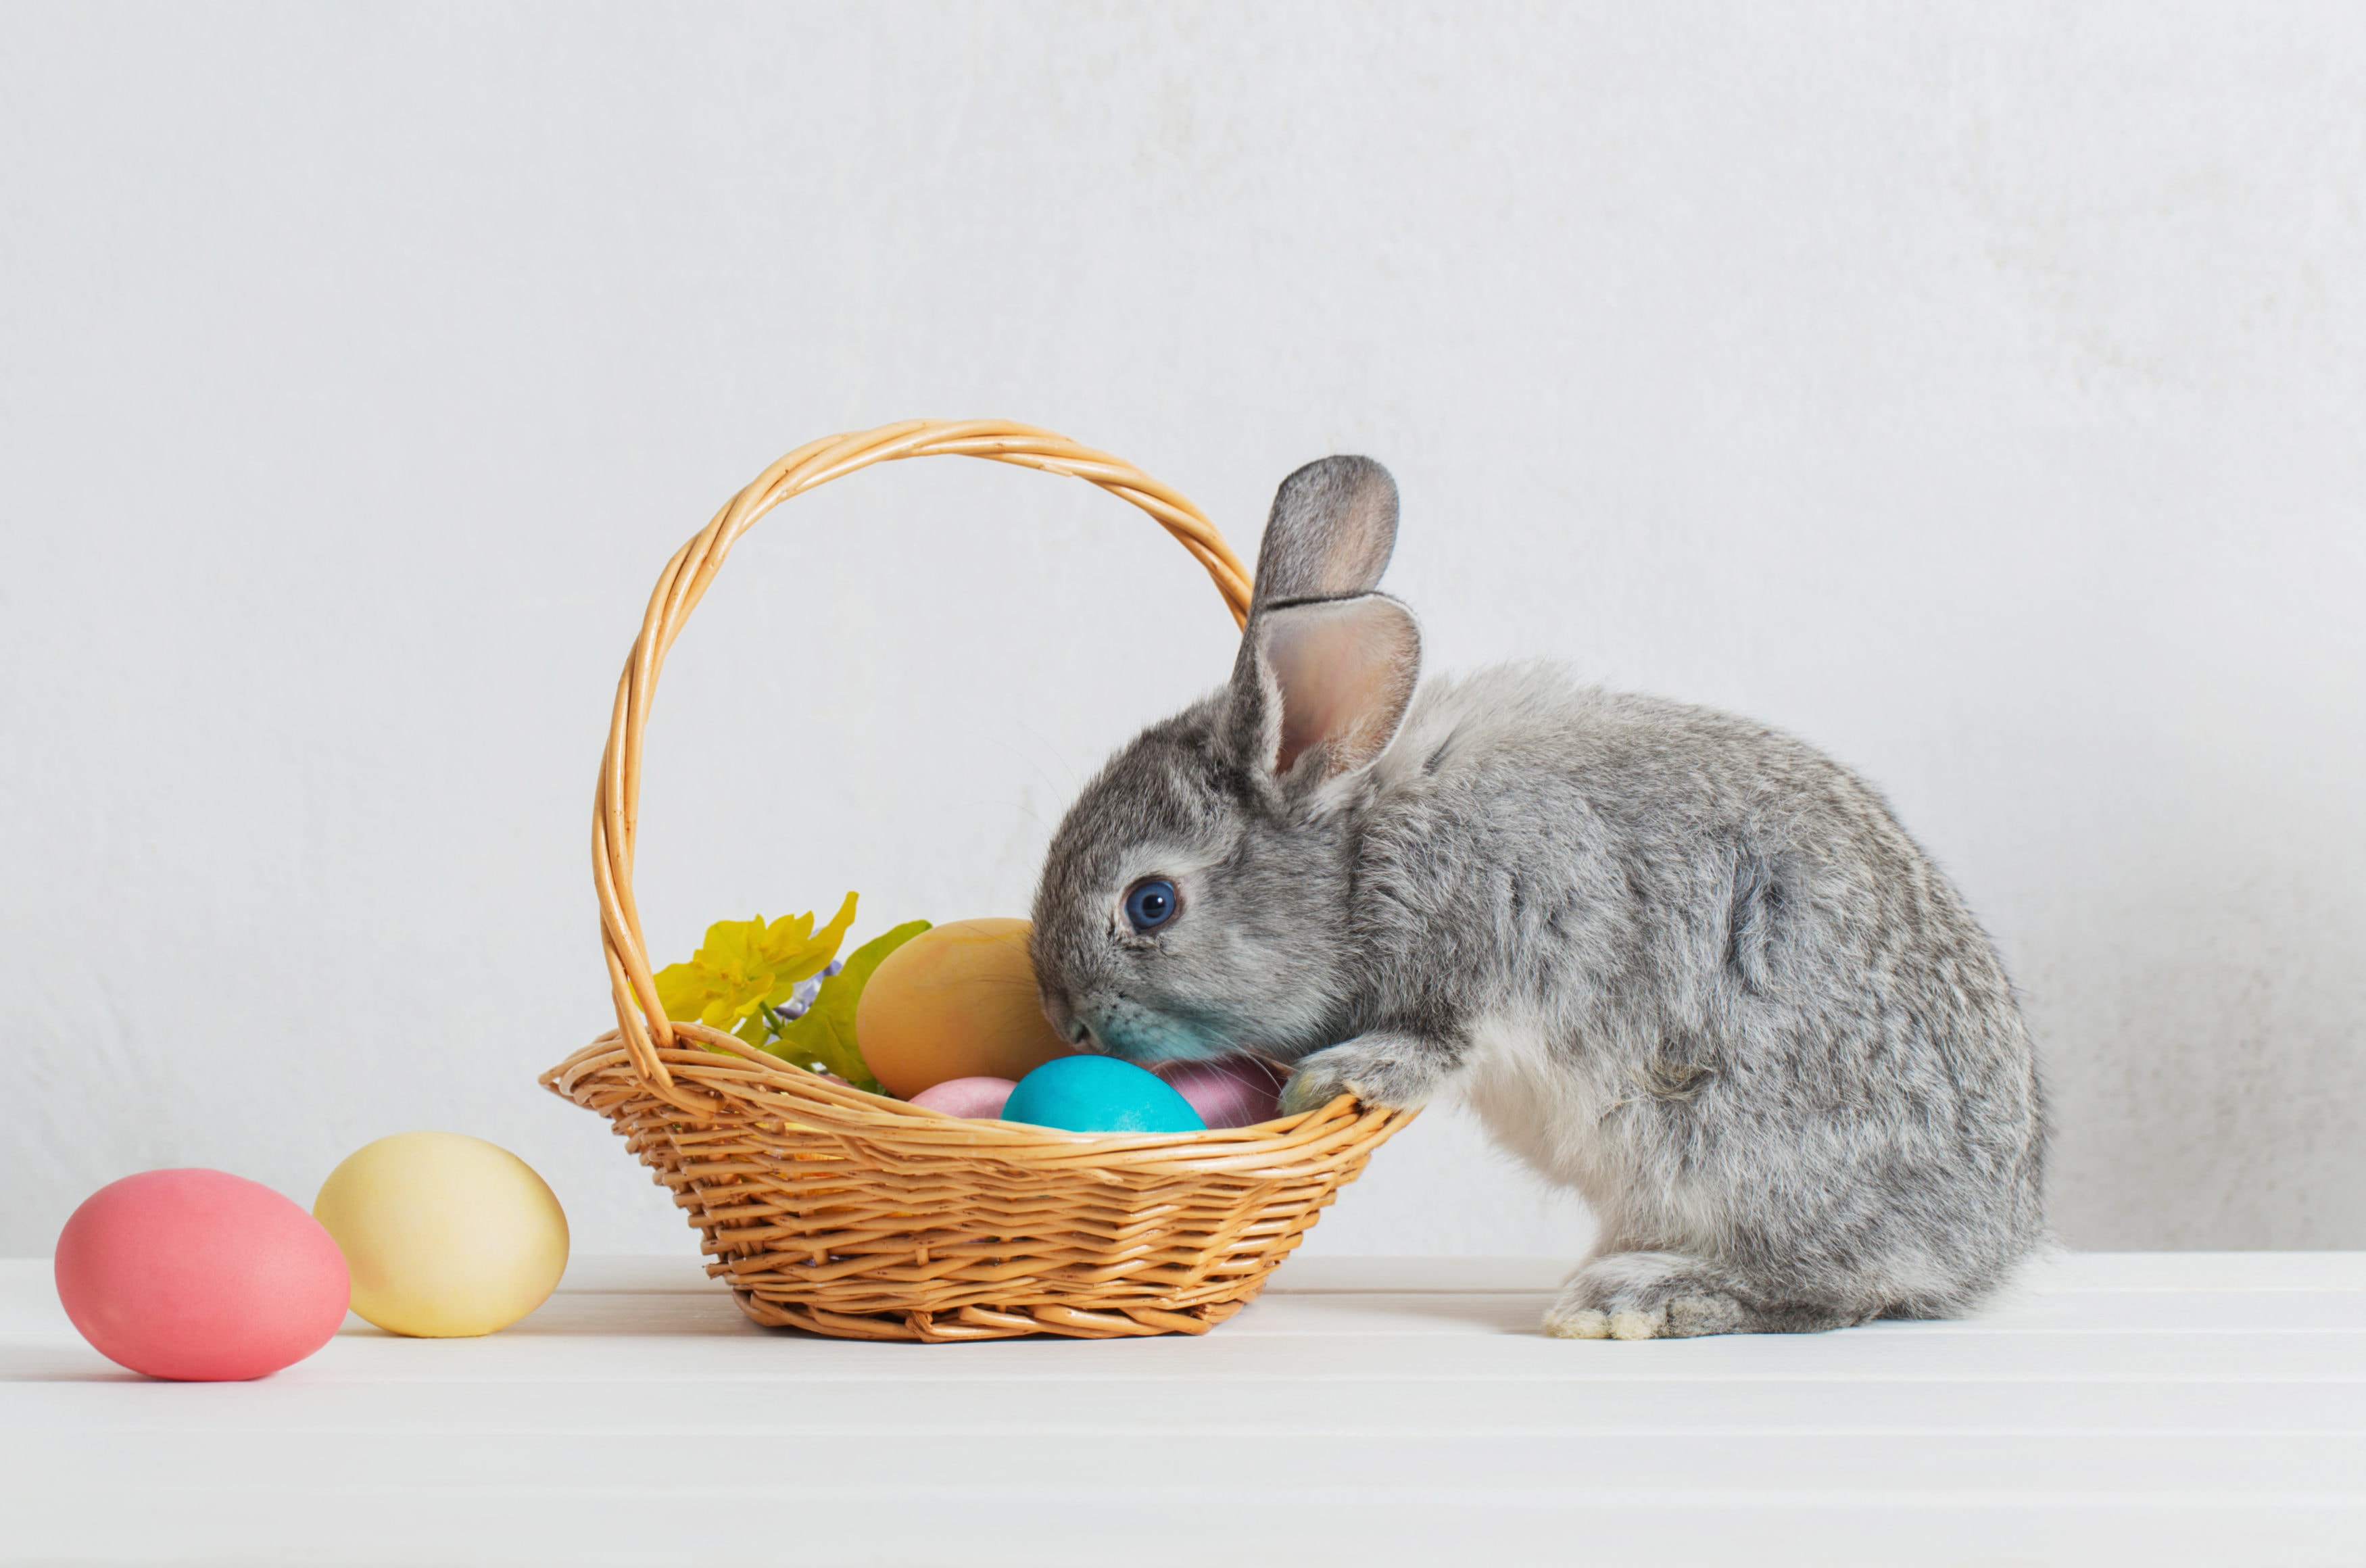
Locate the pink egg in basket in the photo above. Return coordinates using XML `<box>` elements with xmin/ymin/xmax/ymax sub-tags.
<box><xmin>907</xmin><ymin>1075</ymin><xmax>1018</xmax><ymax>1119</ymax></box>
<box><xmin>1155</xmin><ymin>1056</ymin><xmax>1286</xmax><ymax>1129</ymax></box>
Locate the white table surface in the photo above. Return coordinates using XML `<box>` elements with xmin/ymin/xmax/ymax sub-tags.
<box><xmin>3</xmin><ymin>1252</ymin><xmax>2362</xmax><ymax>1567</ymax></box>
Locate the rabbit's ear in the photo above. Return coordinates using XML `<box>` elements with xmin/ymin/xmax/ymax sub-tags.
<box><xmin>1250</xmin><ymin>457</ymin><xmax>1399</xmax><ymax>613</ymax></box>
<box><xmin>1226</xmin><ymin>594</ymin><xmax>1422</xmax><ymax>787</ymax></box>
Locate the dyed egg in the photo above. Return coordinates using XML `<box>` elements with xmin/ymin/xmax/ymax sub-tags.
<box><xmin>312</xmin><ymin>1133</ymin><xmax>568</xmax><ymax>1338</ymax></box>
<box><xmin>54</xmin><ymin>1169</ymin><xmax>350</xmax><ymax>1381</ymax></box>
<box><xmin>1156</xmin><ymin>1056</ymin><xmax>1287</xmax><ymax>1129</ymax></box>
<box><xmin>907</xmin><ymin>1075</ymin><xmax>1018</xmax><ymax>1119</ymax></box>
<box><xmin>856</xmin><ymin>918</ymin><xmax>1076</xmax><ymax>1098</ymax></box>
<box><xmin>1003</xmin><ymin>1056</ymin><xmax>1207</xmax><ymax>1135</ymax></box>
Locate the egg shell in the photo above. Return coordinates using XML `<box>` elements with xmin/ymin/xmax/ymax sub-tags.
<box><xmin>312</xmin><ymin>1132</ymin><xmax>569</xmax><ymax>1338</ymax></box>
<box><xmin>53</xmin><ymin>1169</ymin><xmax>350</xmax><ymax>1381</ymax></box>
<box><xmin>1002</xmin><ymin>1056</ymin><xmax>1207</xmax><ymax>1135</ymax></box>
<box><xmin>856</xmin><ymin>918</ymin><xmax>1077</xmax><ymax>1098</ymax></box>
<box><xmin>907</xmin><ymin>1075</ymin><xmax>1019</xmax><ymax>1119</ymax></box>
<box><xmin>1155</xmin><ymin>1056</ymin><xmax>1287</xmax><ymax>1129</ymax></box>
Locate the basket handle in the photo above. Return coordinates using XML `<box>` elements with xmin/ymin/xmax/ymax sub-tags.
<box><xmin>596</xmin><ymin>419</ymin><xmax>1255</xmax><ymax>1092</ymax></box>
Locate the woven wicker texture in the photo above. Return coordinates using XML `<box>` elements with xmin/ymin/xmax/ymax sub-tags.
<box><xmin>544</xmin><ymin>419</ymin><xmax>1416</xmax><ymax>1341</ymax></box>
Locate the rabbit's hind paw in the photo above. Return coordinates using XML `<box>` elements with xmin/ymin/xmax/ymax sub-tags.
<box><xmin>1542</xmin><ymin>1306</ymin><xmax>1610</xmax><ymax>1340</ymax></box>
<box><xmin>1544</xmin><ymin>1251</ymin><xmax>1747</xmax><ymax>1340</ymax></box>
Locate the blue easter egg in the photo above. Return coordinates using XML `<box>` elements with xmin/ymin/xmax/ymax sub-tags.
<box><xmin>1001</xmin><ymin>1056</ymin><xmax>1207</xmax><ymax>1135</ymax></box>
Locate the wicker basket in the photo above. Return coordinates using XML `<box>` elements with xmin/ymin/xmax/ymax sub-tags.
<box><xmin>541</xmin><ymin>419</ymin><xmax>1416</xmax><ymax>1342</ymax></box>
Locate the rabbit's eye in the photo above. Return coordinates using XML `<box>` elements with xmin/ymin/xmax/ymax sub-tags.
<box><xmin>1124</xmin><ymin>878</ymin><xmax>1179</xmax><ymax>933</ymax></box>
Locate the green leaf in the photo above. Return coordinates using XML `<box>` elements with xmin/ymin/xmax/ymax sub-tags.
<box><xmin>765</xmin><ymin>919</ymin><xmax>931</xmax><ymax>1095</ymax></box>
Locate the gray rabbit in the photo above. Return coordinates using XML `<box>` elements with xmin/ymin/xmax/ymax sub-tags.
<box><xmin>1030</xmin><ymin>457</ymin><xmax>2048</xmax><ymax>1338</ymax></box>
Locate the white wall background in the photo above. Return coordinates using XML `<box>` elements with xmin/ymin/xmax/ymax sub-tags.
<box><xmin>3</xmin><ymin>3</ymin><xmax>2360</xmax><ymax>1259</ymax></box>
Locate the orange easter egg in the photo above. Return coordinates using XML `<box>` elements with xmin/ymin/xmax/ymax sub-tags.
<box><xmin>855</xmin><ymin>918</ymin><xmax>1076</xmax><ymax>1098</ymax></box>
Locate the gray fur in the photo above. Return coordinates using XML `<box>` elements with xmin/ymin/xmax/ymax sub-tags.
<box><xmin>1247</xmin><ymin>454</ymin><xmax>1399</xmax><ymax>611</ymax></box>
<box><xmin>1030</xmin><ymin>456</ymin><xmax>2048</xmax><ymax>1338</ymax></box>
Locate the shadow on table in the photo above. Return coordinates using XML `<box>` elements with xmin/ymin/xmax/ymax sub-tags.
<box><xmin>1240</xmin><ymin>1287</ymin><xmax>1560</xmax><ymax>1336</ymax></box>
<box><xmin>1</xmin><ymin>1350</ymin><xmax>168</xmax><ymax>1383</ymax></box>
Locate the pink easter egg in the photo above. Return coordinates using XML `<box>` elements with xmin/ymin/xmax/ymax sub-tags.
<box><xmin>54</xmin><ymin>1169</ymin><xmax>351</xmax><ymax>1381</ymax></box>
<box><xmin>907</xmin><ymin>1075</ymin><xmax>1019</xmax><ymax>1119</ymax></box>
<box><xmin>1156</xmin><ymin>1056</ymin><xmax>1286</xmax><ymax>1129</ymax></box>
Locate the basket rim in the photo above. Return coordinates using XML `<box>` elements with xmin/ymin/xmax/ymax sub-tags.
<box><xmin>542</xmin><ymin>1021</ymin><xmax>1417</xmax><ymax>1177</ymax></box>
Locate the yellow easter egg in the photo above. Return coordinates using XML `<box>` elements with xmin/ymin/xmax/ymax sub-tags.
<box><xmin>312</xmin><ymin>1131</ymin><xmax>569</xmax><ymax>1338</ymax></box>
<box><xmin>856</xmin><ymin>917</ymin><xmax>1076</xmax><ymax>1099</ymax></box>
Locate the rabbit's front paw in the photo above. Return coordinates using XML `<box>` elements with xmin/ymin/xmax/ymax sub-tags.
<box><xmin>1278</xmin><ymin>1031</ymin><xmax>1449</xmax><ymax>1116</ymax></box>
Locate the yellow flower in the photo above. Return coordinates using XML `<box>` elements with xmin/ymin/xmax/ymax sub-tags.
<box><xmin>651</xmin><ymin>892</ymin><xmax>859</xmax><ymax>1034</ymax></box>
